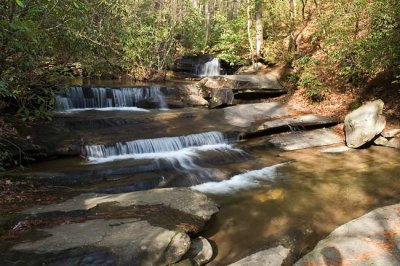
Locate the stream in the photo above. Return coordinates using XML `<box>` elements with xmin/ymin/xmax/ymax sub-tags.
<box><xmin>1</xmin><ymin>80</ymin><xmax>400</xmax><ymax>265</ymax></box>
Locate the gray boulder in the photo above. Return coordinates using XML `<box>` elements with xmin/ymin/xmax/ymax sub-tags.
<box><xmin>295</xmin><ymin>203</ymin><xmax>400</xmax><ymax>266</ymax></box>
<box><xmin>209</xmin><ymin>87</ymin><xmax>234</xmax><ymax>108</ymax></box>
<box><xmin>344</xmin><ymin>100</ymin><xmax>386</xmax><ymax>148</ymax></box>
<box><xmin>229</xmin><ymin>245</ymin><xmax>290</xmax><ymax>266</ymax></box>
<box><xmin>182</xmin><ymin>237</ymin><xmax>214</xmax><ymax>265</ymax></box>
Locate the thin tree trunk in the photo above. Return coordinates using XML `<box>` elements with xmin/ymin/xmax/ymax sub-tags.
<box><xmin>255</xmin><ymin>0</ymin><xmax>263</xmax><ymax>60</ymax></box>
<box><xmin>288</xmin><ymin>0</ymin><xmax>297</xmax><ymax>52</ymax></box>
<box><xmin>247</xmin><ymin>0</ymin><xmax>255</xmax><ymax>67</ymax></box>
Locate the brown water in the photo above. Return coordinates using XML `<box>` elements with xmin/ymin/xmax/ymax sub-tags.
<box><xmin>204</xmin><ymin>143</ymin><xmax>400</xmax><ymax>265</ymax></box>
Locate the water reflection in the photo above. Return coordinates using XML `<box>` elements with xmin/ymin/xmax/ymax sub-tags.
<box><xmin>204</xmin><ymin>145</ymin><xmax>400</xmax><ymax>265</ymax></box>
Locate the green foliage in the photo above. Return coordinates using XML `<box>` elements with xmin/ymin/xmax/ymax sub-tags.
<box><xmin>213</xmin><ymin>11</ymin><xmax>249</xmax><ymax>66</ymax></box>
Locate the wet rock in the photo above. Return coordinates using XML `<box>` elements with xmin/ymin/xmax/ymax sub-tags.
<box><xmin>344</xmin><ymin>99</ymin><xmax>386</xmax><ymax>148</ymax></box>
<box><xmin>248</xmin><ymin>114</ymin><xmax>339</xmax><ymax>136</ymax></box>
<box><xmin>12</xmin><ymin>219</ymin><xmax>191</xmax><ymax>266</ymax></box>
<box><xmin>209</xmin><ymin>87</ymin><xmax>234</xmax><ymax>108</ymax></box>
<box><xmin>381</xmin><ymin>128</ymin><xmax>400</xmax><ymax>138</ymax></box>
<box><xmin>269</xmin><ymin>128</ymin><xmax>343</xmax><ymax>151</ymax></box>
<box><xmin>182</xmin><ymin>237</ymin><xmax>213</xmax><ymax>265</ymax></box>
<box><xmin>295</xmin><ymin>203</ymin><xmax>400</xmax><ymax>266</ymax></box>
<box><xmin>229</xmin><ymin>245</ymin><xmax>290</xmax><ymax>266</ymax></box>
<box><xmin>224</xmin><ymin>102</ymin><xmax>290</xmax><ymax>127</ymax></box>
<box><xmin>23</xmin><ymin>188</ymin><xmax>219</xmax><ymax>221</ymax></box>
<box><xmin>374</xmin><ymin>136</ymin><xmax>400</xmax><ymax>149</ymax></box>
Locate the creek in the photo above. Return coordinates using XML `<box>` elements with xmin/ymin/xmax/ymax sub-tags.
<box><xmin>1</xmin><ymin>80</ymin><xmax>400</xmax><ymax>265</ymax></box>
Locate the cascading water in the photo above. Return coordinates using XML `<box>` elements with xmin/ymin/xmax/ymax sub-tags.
<box><xmin>85</xmin><ymin>131</ymin><xmax>248</xmax><ymax>184</ymax></box>
<box><xmin>196</xmin><ymin>58</ymin><xmax>220</xmax><ymax>76</ymax></box>
<box><xmin>55</xmin><ymin>86</ymin><xmax>167</xmax><ymax>111</ymax></box>
<box><xmin>192</xmin><ymin>162</ymin><xmax>288</xmax><ymax>194</ymax></box>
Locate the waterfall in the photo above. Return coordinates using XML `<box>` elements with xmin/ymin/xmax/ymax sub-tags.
<box><xmin>85</xmin><ymin>131</ymin><xmax>248</xmax><ymax>184</ymax></box>
<box><xmin>55</xmin><ymin>86</ymin><xmax>167</xmax><ymax>111</ymax></box>
<box><xmin>196</xmin><ymin>58</ymin><xmax>220</xmax><ymax>76</ymax></box>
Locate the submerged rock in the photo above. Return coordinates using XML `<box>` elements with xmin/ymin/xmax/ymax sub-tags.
<box><xmin>229</xmin><ymin>245</ymin><xmax>290</xmax><ymax>266</ymax></box>
<box><xmin>269</xmin><ymin>128</ymin><xmax>343</xmax><ymax>151</ymax></box>
<box><xmin>295</xmin><ymin>203</ymin><xmax>400</xmax><ymax>266</ymax></box>
<box><xmin>23</xmin><ymin>188</ymin><xmax>219</xmax><ymax>221</ymax></box>
<box><xmin>344</xmin><ymin>100</ymin><xmax>386</xmax><ymax>148</ymax></box>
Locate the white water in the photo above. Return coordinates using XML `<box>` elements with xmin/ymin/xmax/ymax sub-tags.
<box><xmin>58</xmin><ymin>107</ymin><xmax>150</xmax><ymax>113</ymax></box>
<box><xmin>196</xmin><ymin>58</ymin><xmax>220</xmax><ymax>76</ymax></box>
<box><xmin>192</xmin><ymin>163</ymin><xmax>287</xmax><ymax>194</ymax></box>
<box><xmin>85</xmin><ymin>132</ymin><xmax>246</xmax><ymax>166</ymax></box>
<box><xmin>55</xmin><ymin>86</ymin><xmax>167</xmax><ymax>111</ymax></box>
<box><xmin>85</xmin><ymin>131</ymin><xmax>247</xmax><ymax>184</ymax></box>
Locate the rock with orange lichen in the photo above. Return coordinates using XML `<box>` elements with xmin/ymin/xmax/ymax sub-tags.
<box><xmin>295</xmin><ymin>203</ymin><xmax>400</xmax><ymax>266</ymax></box>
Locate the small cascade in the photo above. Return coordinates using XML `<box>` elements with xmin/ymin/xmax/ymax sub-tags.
<box><xmin>196</xmin><ymin>58</ymin><xmax>220</xmax><ymax>76</ymax></box>
<box><xmin>192</xmin><ymin>162</ymin><xmax>288</xmax><ymax>194</ymax></box>
<box><xmin>85</xmin><ymin>131</ymin><xmax>248</xmax><ymax>184</ymax></box>
<box><xmin>55</xmin><ymin>86</ymin><xmax>167</xmax><ymax>111</ymax></box>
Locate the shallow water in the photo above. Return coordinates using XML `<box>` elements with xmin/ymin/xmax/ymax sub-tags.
<box><xmin>203</xmin><ymin>143</ymin><xmax>400</xmax><ymax>265</ymax></box>
<box><xmin>2</xmin><ymin>81</ymin><xmax>400</xmax><ymax>265</ymax></box>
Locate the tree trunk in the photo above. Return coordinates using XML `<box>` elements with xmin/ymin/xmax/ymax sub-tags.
<box><xmin>255</xmin><ymin>0</ymin><xmax>263</xmax><ymax>60</ymax></box>
<box><xmin>247</xmin><ymin>0</ymin><xmax>255</xmax><ymax>68</ymax></box>
<box><xmin>288</xmin><ymin>0</ymin><xmax>297</xmax><ymax>52</ymax></box>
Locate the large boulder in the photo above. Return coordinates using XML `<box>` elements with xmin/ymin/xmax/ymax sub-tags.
<box><xmin>295</xmin><ymin>203</ymin><xmax>400</xmax><ymax>266</ymax></box>
<box><xmin>344</xmin><ymin>100</ymin><xmax>386</xmax><ymax>148</ymax></box>
<box><xmin>4</xmin><ymin>188</ymin><xmax>219</xmax><ymax>266</ymax></box>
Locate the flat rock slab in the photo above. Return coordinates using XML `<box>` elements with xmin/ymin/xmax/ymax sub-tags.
<box><xmin>374</xmin><ymin>136</ymin><xmax>400</xmax><ymax>149</ymax></box>
<box><xmin>3</xmin><ymin>188</ymin><xmax>219</xmax><ymax>266</ymax></box>
<box><xmin>224</xmin><ymin>74</ymin><xmax>285</xmax><ymax>92</ymax></box>
<box><xmin>224</xmin><ymin>103</ymin><xmax>290</xmax><ymax>127</ymax></box>
<box><xmin>269</xmin><ymin>128</ymin><xmax>343</xmax><ymax>151</ymax></box>
<box><xmin>381</xmin><ymin>128</ymin><xmax>400</xmax><ymax>138</ymax></box>
<box><xmin>23</xmin><ymin>188</ymin><xmax>219</xmax><ymax>221</ymax></box>
<box><xmin>12</xmin><ymin>219</ymin><xmax>191</xmax><ymax>266</ymax></box>
<box><xmin>295</xmin><ymin>203</ymin><xmax>400</xmax><ymax>266</ymax></box>
<box><xmin>229</xmin><ymin>245</ymin><xmax>290</xmax><ymax>266</ymax></box>
<box><xmin>249</xmin><ymin>114</ymin><xmax>339</xmax><ymax>135</ymax></box>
